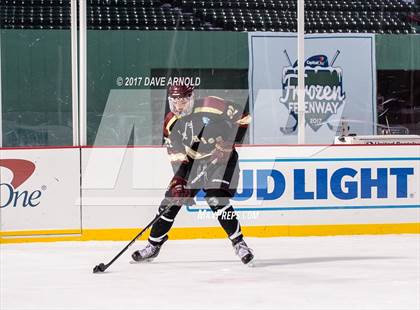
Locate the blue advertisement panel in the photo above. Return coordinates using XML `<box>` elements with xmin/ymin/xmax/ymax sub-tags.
<box><xmin>249</xmin><ymin>33</ymin><xmax>377</xmax><ymax>144</ymax></box>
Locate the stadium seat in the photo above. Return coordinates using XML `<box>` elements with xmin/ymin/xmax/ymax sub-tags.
<box><xmin>0</xmin><ymin>0</ymin><xmax>418</xmax><ymax>33</ymax></box>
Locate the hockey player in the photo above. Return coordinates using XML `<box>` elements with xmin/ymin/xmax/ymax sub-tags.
<box><xmin>132</xmin><ymin>83</ymin><xmax>254</xmax><ymax>264</ymax></box>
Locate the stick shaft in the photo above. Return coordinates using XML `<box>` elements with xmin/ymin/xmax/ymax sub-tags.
<box><xmin>283</xmin><ymin>49</ymin><xmax>293</xmax><ymax>66</ymax></box>
<box><xmin>330</xmin><ymin>50</ymin><xmax>340</xmax><ymax>66</ymax></box>
<box><xmin>97</xmin><ymin>159</ymin><xmax>215</xmax><ymax>271</ymax></box>
<box><xmin>102</xmin><ymin>205</ymin><xmax>173</xmax><ymax>271</ymax></box>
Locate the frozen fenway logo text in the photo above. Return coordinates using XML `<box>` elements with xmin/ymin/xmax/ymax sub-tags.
<box><xmin>280</xmin><ymin>51</ymin><xmax>346</xmax><ymax>132</ymax></box>
<box><xmin>0</xmin><ymin>159</ymin><xmax>42</xmax><ymax>208</ymax></box>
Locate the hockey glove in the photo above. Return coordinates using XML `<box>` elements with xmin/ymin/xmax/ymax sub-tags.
<box><xmin>168</xmin><ymin>176</ymin><xmax>191</xmax><ymax>199</ymax></box>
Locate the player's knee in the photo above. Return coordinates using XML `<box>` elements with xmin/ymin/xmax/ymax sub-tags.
<box><xmin>205</xmin><ymin>192</ymin><xmax>235</xmax><ymax>219</ymax></box>
<box><xmin>205</xmin><ymin>190</ymin><xmax>230</xmax><ymax>207</ymax></box>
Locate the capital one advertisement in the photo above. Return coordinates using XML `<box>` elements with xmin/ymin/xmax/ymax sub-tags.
<box><xmin>0</xmin><ymin>149</ymin><xmax>81</xmax><ymax>234</ymax></box>
<box><xmin>249</xmin><ymin>33</ymin><xmax>376</xmax><ymax>144</ymax></box>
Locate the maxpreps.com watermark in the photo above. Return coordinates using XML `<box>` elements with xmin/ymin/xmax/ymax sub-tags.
<box><xmin>196</xmin><ymin>209</ymin><xmax>260</xmax><ymax>220</ymax></box>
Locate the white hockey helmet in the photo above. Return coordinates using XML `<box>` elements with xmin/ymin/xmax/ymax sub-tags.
<box><xmin>167</xmin><ymin>83</ymin><xmax>194</xmax><ymax>117</ymax></box>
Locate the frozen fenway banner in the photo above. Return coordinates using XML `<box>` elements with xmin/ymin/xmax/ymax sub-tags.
<box><xmin>249</xmin><ymin>33</ymin><xmax>376</xmax><ymax>144</ymax></box>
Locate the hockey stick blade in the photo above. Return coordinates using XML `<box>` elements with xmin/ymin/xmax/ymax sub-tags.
<box><xmin>92</xmin><ymin>218</ymin><xmax>158</xmax><ymax>274</ymax></box>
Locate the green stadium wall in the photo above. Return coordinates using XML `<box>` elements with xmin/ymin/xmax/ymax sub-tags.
<box><xmin>1</xmin><ymin>30</ymin><xmax>419</xmax><ymax>146</ymax></box>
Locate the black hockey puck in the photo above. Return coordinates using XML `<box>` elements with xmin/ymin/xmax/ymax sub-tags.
<box><xmin>93</xmin><ymin>263</ymin><xmax>106</xmax><ymax>273</ymax></box>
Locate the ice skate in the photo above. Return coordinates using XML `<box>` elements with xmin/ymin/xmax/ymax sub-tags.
<box><xmin>131</xmin><ymin>236</ymin><xmax>167</xmax><ymax>263</ymax></box>
<box><xmin>233</xmin><ymin>240</ymin><xmax>254</xmax><ymax>265</ymax></box>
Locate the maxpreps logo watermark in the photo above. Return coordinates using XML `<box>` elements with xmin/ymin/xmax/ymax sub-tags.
<box><xmin>280</xmin><ymin>50</ymin><xmax>346</xmax><ymax>133</ymax></box>
<box><xmin>0</xmin><ymin>159</ymin><xmax>44</xmax><ymax>208</ymax></box>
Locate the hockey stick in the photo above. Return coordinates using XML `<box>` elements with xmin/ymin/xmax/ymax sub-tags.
<box><xmin>93</xmin><ymin>160</ymin><xmax>217</xmax><ymax>273</ymax></box>
<box><xmin>92</xmin><ymin>203</ymin><xmax>176</xmax><ymax>273</ymax></box>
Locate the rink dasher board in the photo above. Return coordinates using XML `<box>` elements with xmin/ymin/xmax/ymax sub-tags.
<box><xmin>1</xmin><ymin>144</ymin><xmax>419</xmax><ymax>242</ymax></box>
<box><xmin>0</xmin><ymin>147</ymin><xmax>81</xmax><ymax>236</ymax></box>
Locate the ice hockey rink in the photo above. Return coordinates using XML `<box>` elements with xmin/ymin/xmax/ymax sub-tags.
<box><xmin>1</xmin><ymin>235</ymin><xmax>419</xmax><ymax>310</ymax></box>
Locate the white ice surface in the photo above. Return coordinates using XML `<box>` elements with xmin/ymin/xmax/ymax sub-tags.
<box><xmin>1</xmin><ymin>235</ymin><xmax>419</xmax><ymax>310</ymax></box>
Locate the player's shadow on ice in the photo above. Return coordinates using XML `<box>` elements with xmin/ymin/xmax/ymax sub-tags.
<box><xmin>157</xmin><ymin>256</ymin><xmax>402</xmax><ymax>267</ymax></box>
<box><xmin>251</xmin><ymin>256</ymin><xmax>401</xmax><ymax>268</ymax></box>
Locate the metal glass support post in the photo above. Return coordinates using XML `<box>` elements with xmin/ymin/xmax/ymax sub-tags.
<box><xmin>71</xmin><ymin>0</ymin><xmax>79</xmax><ymax>146</ymax></box>
<box><xmin>297</xmin><ymin>0</ymin><xmax>306</xmax><ymax>144</ymax></box>
<box><xmin>79</xmin><ymin>0</ymin><xmax>87</xmax><ymax>146</ymax></box>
